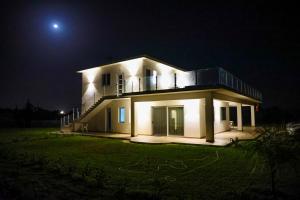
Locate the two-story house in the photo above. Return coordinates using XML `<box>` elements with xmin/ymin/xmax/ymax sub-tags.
<box><xmin>70</xmin><ymin>55</ymin><xmax>262</xmax><ymax>143</ymax></box>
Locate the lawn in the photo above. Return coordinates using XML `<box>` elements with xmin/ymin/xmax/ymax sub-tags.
<box><xmin>0</xmin><ymin>128</ymin><xmax>299</xmax><ymax>199</ymax></box>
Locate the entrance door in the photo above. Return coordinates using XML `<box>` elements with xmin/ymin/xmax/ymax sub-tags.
<box><xmin>106</xmin><ymin>108</ymin><xmax>112</xmax><ymax>132</ymax></box>
<box><xmin>168</xmin><ymin>107</ymin><xmax>184</xmax><ymax>136</ymax></box>
<box><xmin>152</xmin><ymin>107</ymin><xmax>167</xmax><ymax>136</ymax></box>
<box><xmin>146</xmin><ymin>69</ymin><xmax>151</xmax><ymax>91</ymax></box>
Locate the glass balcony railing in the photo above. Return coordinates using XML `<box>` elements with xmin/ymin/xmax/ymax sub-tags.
<box><xmin>192</xmin><ymin>68</ymin><xmax>262</xmax><ymax>100</ymax></box>
<box><xmin>99</xmin><ymin>68</ymin><xmax>262</xmax><ymax>101</ymax></box>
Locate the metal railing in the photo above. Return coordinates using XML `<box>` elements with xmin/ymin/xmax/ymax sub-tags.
<box><xmin>120</xmin><ymin>68</ymin><xmax>262</xmax><ymax>101</ymax></box>
<box><xmin>60</xmin><ymin>107</ymin><xmax>80</xmax><ymax>128</ymax></box>
<box><xmin>82</xmin><ymin>68</ymin><xmax>262</xmax><ymax>110</ymax></box>
<box><xmin>193</xmin><ymin>68</ymin><xmax>262</xmax><ymax>100</ymax></box>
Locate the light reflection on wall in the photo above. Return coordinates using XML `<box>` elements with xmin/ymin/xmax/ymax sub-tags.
<box><xmin>156</xmin><ymin>63</ymin><xmax>173</xmax><ymax>89</ymax></box>
<box><xmin>214</xmin><ymin>100</ymin><xmax>222</xmax><ymax>122</ymax></box>
<box><xmin>177</xmin><ymin>72</ymin><xmax>193</xmax><ymax>88</ymax></box>
<box><xmin>83</xmin><ymin>68</ymin><xmax>100</xmax><ymax>110</ymax></box>
<box><xmin>120</xmin><ymin>58</ymin><xmax>143</xmax><ymax>76</ymax></box>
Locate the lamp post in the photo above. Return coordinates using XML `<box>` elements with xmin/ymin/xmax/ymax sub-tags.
<box><xmin>59</xmin><ymin>110</ymin><xmax>65</xmax><ymax>128</ymax></box>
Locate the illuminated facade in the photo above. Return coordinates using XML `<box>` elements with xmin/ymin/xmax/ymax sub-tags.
<box><xmin>74</xmin><ymin>55</ymin><xmax>262</xmax><ymax>142</ymax></box>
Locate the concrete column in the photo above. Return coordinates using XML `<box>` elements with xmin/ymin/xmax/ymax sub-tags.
<box><xmin>205</xmin><ymin>93</ymin><xmax>214</xmax><ymax>142</ymax></box>
<box><xmin>226</xmin><ymin>104</ymin><xmax>230</xmax><ymax>130</ymax></box>
<box><xmin>226</xmin><ymin>105</ymin><xmax>230</xmax><ymax>121</ymax></box>
<box><xmin>130</xmin><ymin>98</ymin><xmax>135</xmax><ymax>137</ymax></box>
<box><xmin>251</xmin><ymin>105</ymin><xmax>255</xmax><ymax>127</ymax></box>
<box><xmin>237</xmin><ymin>103</ymin><xmax>243</xmax><ymax>131</ymax></box>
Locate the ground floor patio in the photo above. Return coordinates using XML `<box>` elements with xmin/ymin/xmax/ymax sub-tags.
<box><xmin>130</xmin><ymin>127</ymin><xmax>259</xmax><ymax>146</ymax></box>
<box><xmin>70</xmin><ymin>126</ymin><xmax>259</xmax><ymax>146</ymax></box>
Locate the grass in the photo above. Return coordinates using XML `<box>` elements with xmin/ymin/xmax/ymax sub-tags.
<box><xmin>0</xmin><ymin>128</ymin><xmax>299</xmax><ymax>199</ymax></box>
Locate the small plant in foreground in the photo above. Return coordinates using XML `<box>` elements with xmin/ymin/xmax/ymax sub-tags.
<box><xmin>253</xmin><ymin>126</ymin><xmax>298</xmax><ymax>199</ymax></box>
<box><xmin>230</xmin><ymin>137</ymin><xmax>240</xmax><ymax>147</ymax></box>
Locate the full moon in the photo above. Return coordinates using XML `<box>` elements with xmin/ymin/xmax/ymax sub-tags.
<box><xmin>53</xmin><ymin>23</ymin><xmax>59</xmax><ymax>29</ymax></box>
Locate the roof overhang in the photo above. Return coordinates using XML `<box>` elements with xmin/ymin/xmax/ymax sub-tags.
<box><xmin>76</xmin><ymin>55</ymin><xmax>187</xmax><ymax>73</ymax></box>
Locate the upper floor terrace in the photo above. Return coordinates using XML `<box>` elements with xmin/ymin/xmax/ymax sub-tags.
<box><xmin>78</xmin><ymin>56</ymin><xmax>262</xmax><ymax>112</ymax></box>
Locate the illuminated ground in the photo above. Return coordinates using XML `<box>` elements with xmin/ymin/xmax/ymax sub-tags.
<box><xmin>0</xmin><ymin>128</ymin><xmax>299</xmax><ymax>199</ymax></box>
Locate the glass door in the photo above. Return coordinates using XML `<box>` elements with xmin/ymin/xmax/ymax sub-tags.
<box><xmin>146</xmin><ymin>69</ymin><xmax>151</xmax><ymax>91</ymax></box>
<box><xmin>152</xmin><ymin>107</ymin><xmax>167</xmax><ymax>136</ymax></box>
<box><xmin>168</xmin><ymin>107</ymin><xmax>184</xmax><ymax>136</ymax></box>
<box><xmin>106</xmin><ymin>108</ymin><xmax>112</xmax><ymax>132</ymax></box>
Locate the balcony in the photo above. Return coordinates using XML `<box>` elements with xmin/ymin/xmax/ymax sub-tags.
<box><xmin>118</xmin><ymin>68</ymin><xmax>262</xmax><ymax>101</ymax></box>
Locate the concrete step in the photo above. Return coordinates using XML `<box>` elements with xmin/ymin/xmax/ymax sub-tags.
<box><xmin>61</xmin><ymin>123</ymin><xmax>73</xmax><ymax>133</ymax></box>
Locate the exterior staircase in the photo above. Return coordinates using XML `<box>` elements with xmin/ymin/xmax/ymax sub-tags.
<box><xmin>60</xmin><ymin>124</ymin><xmax>73</xmax><ymax>133</ymax></box>
<box><xmin>78</xmin><ymin>95</ymin><xmax>117</xmax><ymax>121</ymax></box>
<box><xmin>60</xmin><ymin>95</ymin><xmax>118</xmax><ymax>133</ymax></box>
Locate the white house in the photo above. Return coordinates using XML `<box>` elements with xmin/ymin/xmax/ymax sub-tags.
<box><xmin>67</xmin><ymin>55</ymin><xmax>262</xmax><ymax>143</ymax></box>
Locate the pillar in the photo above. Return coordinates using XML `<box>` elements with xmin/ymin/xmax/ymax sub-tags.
<box><xmin>237</xmin><ymin>103</ymin><xmax>243</xmax><ymax>131</ymax></box>
<box><xmin>205</xmin><ymin>93</ymin><xmax>214</xmax><ymax>142</ymax></box>
<box><xmin>226</xmin><ymin>104</ymin><xmax>230</xmax><ymax>130</ymax></box>
<box><xmin>226</xmin><ymin>104</ymin><xmax>230</xmax><ymax>121</ymax></box>
<box><xmin>251</xmin><ymin>105</ymin><xmax>255</xmax><ymax>127</ymax></box>
<box><xmin>130</xmin><ymin>98</ymin><xmax>135</xmax><ymax>137</ymax></box>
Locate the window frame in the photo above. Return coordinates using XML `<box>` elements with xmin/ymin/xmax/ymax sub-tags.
<box><xmin>220</xmin><ymin>107</ymin><xmax>227</xmax><ymax>121</ymax></box>
<box><xmin>102</xmin><ymin>73</ymin><xmax>111</xmax><ymax>86</ymax></box>
<box><xmin>118</xmin><ymin>107</ymin><xmax>126</xmax><ymax>123</ymax></box>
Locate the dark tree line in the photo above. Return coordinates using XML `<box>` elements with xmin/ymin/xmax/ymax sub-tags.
<box><xmin>0</xmin><ymin>100</ymin><xmax>60</xmax><ymax>128</ymax></box>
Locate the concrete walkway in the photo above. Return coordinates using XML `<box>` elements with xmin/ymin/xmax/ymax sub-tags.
<box><xmin>130</xmin><ymin>136</ymin><xmax>230</xmax><ymax>146</ymax></box>
<box><xmin>77</xmin><ymin>132</ymin><xmax>131</xmax><ymax>140</ymax></box>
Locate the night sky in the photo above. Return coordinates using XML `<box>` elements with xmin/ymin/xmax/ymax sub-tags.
<box><xmin>0</xmin><ymin>1</ymin><xmax>299</xmax><ymax>112</ymax></box>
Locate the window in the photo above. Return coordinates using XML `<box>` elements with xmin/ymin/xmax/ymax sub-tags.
<box><xmin>119</xmin><ymin>107</ymin><xmax>125</xmax><ymax>123</ymax></box>
<box><xmin>102</xmin><ymin>73</ymin><xmax>111</xmax><ymax>86</ymax></box>
<box><xmin>220</xmin><ymin>107</ymin><xmax>226</xmax><ymax>121</ymax></box>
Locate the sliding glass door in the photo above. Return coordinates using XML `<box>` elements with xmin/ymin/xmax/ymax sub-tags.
<box><xmin>152</xmin><ymin>106</ymin><xmax>184</xmax><ymax>136</ymax></box>
<box><xmin>152</xmin><ymin>107</ymin><xmax>167</xmax><ymax>136</ymax></box>
<box><xmin>168</xmin><ymin>107</ymin><xmax>184</xmax><ymax>136</ymax></box>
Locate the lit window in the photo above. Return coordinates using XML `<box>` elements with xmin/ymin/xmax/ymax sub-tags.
<box><xmin>119</xmin><ymin>107</ymin><xmax>125</xmax><ymax>123</ymax></box>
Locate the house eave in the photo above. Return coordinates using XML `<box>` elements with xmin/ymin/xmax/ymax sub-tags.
<box><xmin>76</xmin><ymin>54</ymin><xmax>188</xmax><ymax>73</ymax></box>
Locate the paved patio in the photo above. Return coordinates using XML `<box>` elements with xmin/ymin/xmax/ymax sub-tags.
<box><xmin>64</xmin><ymin>127</ymin><xmax>259</xmax><ymax>146</ymax></box>
<box><xmin>130</xmin><ymin>127</ymin><xmax>260</xmax><ymax>146</ymax></box>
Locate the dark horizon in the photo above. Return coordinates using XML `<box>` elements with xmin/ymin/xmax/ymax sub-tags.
<box><xmin>1</xmin><ymin>1</ymin><xmax>299</xmax><ymax>112</ymax></box>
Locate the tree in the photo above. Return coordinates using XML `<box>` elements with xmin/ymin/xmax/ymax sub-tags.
<box><xmin>254</xmin><ymin>126</ymin><xmax>298</xmax><ymax>199</ymax></box>
<box><xmin>23</xmin><ymin>99</ymin><xmax>34</xmax><ymax>127</ymax></box>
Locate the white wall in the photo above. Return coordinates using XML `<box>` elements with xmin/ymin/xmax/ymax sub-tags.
<box><xmin>81</xmin><ymin>58</ymin><xmax>144</xmax><ymax>112</ymax></box>
<box><xmin>135</xmin><ymin>99</ymin><xmax>202</xmax><ymax>138</ymax></box>
<box><xmin>213</xmin><ymin>100</ymin><xmax>230</xmax><ymax>133</ymax></box>
<box><xmin>80</xmin><ymin>57</ymin><xmax>195</xmax><ymax>112</ymax></box>
<box><xmin>87</xmin><ymin>98</ymin><xmax>131</xmax><ymax>133</ymax></box>
<box><xmin>142</xmin><ymin>59</ymin><xmax>195</xmax><ymax>90</ymax></box>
